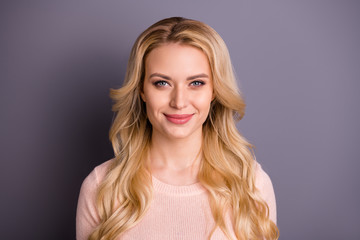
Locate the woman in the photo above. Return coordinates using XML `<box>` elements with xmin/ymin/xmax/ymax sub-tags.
<box><xmin>76</xmin><ymin>17</ymin><xmax>279</xmax><ymax>240</ymax></box>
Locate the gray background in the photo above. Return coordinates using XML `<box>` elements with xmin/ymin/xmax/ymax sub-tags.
<box><xmin>1</xmin><ymin>0</ymin><xmax>359</xmax><ymax>239</ymax></box>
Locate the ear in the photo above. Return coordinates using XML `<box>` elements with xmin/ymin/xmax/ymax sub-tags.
<box><xmin>140</xmin><ymin>91</ymin><xmax>146</xmax><ymax>102</ymax></box>
<box><xmin>211</xmin><ymin>92</ymin><xmax>216</xmax><ymax>101</ymax></box>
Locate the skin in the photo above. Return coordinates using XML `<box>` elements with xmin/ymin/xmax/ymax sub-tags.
<box><xmin>141</xmin><ymin>43</ymin><xmax>213</xmax><ymax>185</ymax></box>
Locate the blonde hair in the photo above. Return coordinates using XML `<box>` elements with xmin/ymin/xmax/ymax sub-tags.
<box><xmin>90</xmin><ymin>17</ymin><xmax>279</xmax><ymax>239</ymax></box>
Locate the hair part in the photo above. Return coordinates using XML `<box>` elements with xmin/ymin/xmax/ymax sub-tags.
<box><xmin>90</xmin><ymin>17</ymin><xmax>279</xmax><ymax>240</ymax></box>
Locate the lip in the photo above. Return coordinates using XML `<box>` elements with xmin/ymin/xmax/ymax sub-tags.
<box><xmin>164</xmin><ymin>114</ymin><xmax>194</xmax><ymax>124</ymax></box>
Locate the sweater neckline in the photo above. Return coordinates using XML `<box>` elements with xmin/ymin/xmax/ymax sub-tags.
<box><xmin>151</xmin><ymin>175</ymin><xmax>206</xmax><ymax>196</ymax></box>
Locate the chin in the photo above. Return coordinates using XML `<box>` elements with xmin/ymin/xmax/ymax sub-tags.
<box><xmin>166</xmin><ymin>132</ymin><xmax>191</xmax><ymax>140</ymax></box>
<box><xmin>165</xmin><ymin>128</ymin><xmax>201</xmax><ymax>140</ymax></box>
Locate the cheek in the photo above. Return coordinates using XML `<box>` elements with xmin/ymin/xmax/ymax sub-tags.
<box><xmin>144</xmin><ymin>102</ymin><xmax>157</xmax><ymax>127</ymax></box>
<box><xmin>144</xmin><ymin>93</ymin><xmax>167</xmax><ymax>115</ymax></box>
<box><xmin>196</xmin><ymin>93</ymin><xmax>213</xmax><ymax>109</ymax></box>
<box><xmin>146</xmin><ymin>89</ymin><xmax>170</xmax><ymax>104</ymax></box>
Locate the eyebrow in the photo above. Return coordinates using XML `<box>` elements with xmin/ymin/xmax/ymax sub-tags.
<box><xmin>149</xmin><ymin>73</ymin><xmax>171</xmax><ymax>80</ymax></box>
<box><xmin>149</xmin><ymin>73</ymin><xmax>209</xmax><ymax>80</ymax></box>
<box><xmin>187</xmin><ymin>74</ymin><xmax>209</xmax><ymax>80</ymax></box>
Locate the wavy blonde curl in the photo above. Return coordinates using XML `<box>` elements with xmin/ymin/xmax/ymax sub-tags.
<box><xmin>90</xmin><ymin>17</ymin><xmax>279</xmax><ymax>240</ymax></box>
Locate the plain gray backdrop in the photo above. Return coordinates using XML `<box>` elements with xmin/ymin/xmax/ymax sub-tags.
<box><xmin>1</xmin><ymin>0</ymin><xmax>359</xmax><ymax>239</ymax></box>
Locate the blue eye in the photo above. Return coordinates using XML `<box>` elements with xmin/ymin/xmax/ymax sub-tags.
<box><xmin>190</xmin><ymin>81</ymin><xmax>205</xmax><ymax>87</ymax></box>
<box><xmin>154</xmin><ymin>81</ymin><xmax>169</xmax><ymax>87</ymax></box>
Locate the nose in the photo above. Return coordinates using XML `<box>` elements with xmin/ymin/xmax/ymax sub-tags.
<box><xmin>170</xmin><ymin>86</ymin><xmax>188</xmax><ymax>109</ymax></box>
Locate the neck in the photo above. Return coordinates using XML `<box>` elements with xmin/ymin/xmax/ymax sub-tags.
<box><xmin>147</xmin><ymin>130</ymin><xmax>203</xmax><ymax>185</ymax></box>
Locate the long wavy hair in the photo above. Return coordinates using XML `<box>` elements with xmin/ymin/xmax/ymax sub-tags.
<box><xmin>90</xmin><ymin>17</ymin><xmax>279</xmax><ymax>240</ymax></box>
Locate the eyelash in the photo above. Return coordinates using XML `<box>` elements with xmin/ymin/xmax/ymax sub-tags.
<box><xmin>153</xmin><ymin>80</ymin><xmax>169</xmax><ymax>87</ymax></box>
<box><xmin>190</xmin><ymin>80</ymin><xmax>205</xmax><ymax>87</ymax></box>
<box><xmin>153</xmin><ymin>80</ymin><xmax>205</xmax><ymax>87</ymax></box>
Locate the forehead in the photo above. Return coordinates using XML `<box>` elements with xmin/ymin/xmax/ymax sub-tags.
<box><xmin>144</xmin><ymin>43</ymin><xmax>211</xmax><ymax>76</ymax></box>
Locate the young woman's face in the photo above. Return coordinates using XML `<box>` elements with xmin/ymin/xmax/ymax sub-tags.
<box><xmin>141</xmin><ymin>43</ymin><xmax>213</xmax><ymax>140</ymax></box>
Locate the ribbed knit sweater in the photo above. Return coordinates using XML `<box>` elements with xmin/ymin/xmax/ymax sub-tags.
<box><xmin>76</xmin><ymin>160</ymin><xmax>277</xmax><ymax>240</ymax></box>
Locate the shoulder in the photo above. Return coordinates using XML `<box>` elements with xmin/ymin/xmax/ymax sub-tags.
<box><xmin>93</xmin><ymin>159</ymin><xmax>114</xmax><ymax>181</ymax></box>
<box><xmin>82</xmin><ymin>159</ymin><xmax>114</xmax><ymax>188</ymax></box>
<box><xmin>76</xmin><ymin>159</ymin><xmax>115</xmax><ymax>239</ymax></box>
<box><xmin>254</xmin><ymin>162</ymin><xmax>273</xmax><ymax>192</ymax></box>
<box><xmin>78</xmin><ymin>158</ymin><xmax>115</xmax><ymax>207</ymax></box>
<box><xmin>77</xmin><ymin>159</ymin><xmax>114</xmax><ymax>207</ymax></box>
<box><xmin>253</xmin><ymin>161</ymin><xmax>277</xmax><ymax>224</ymax></box>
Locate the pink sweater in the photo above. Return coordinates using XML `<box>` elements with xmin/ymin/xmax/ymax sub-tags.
<box><xmin>76</xmin><ymin>160</ymin><xmax>277</xmax><ymax>240</ymax></box>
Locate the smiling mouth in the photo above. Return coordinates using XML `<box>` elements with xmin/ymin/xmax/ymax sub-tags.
<box><xmin>164</xmin><ymin>114</ymin><xmax>194</xmax><ymax>124</ymax></box>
